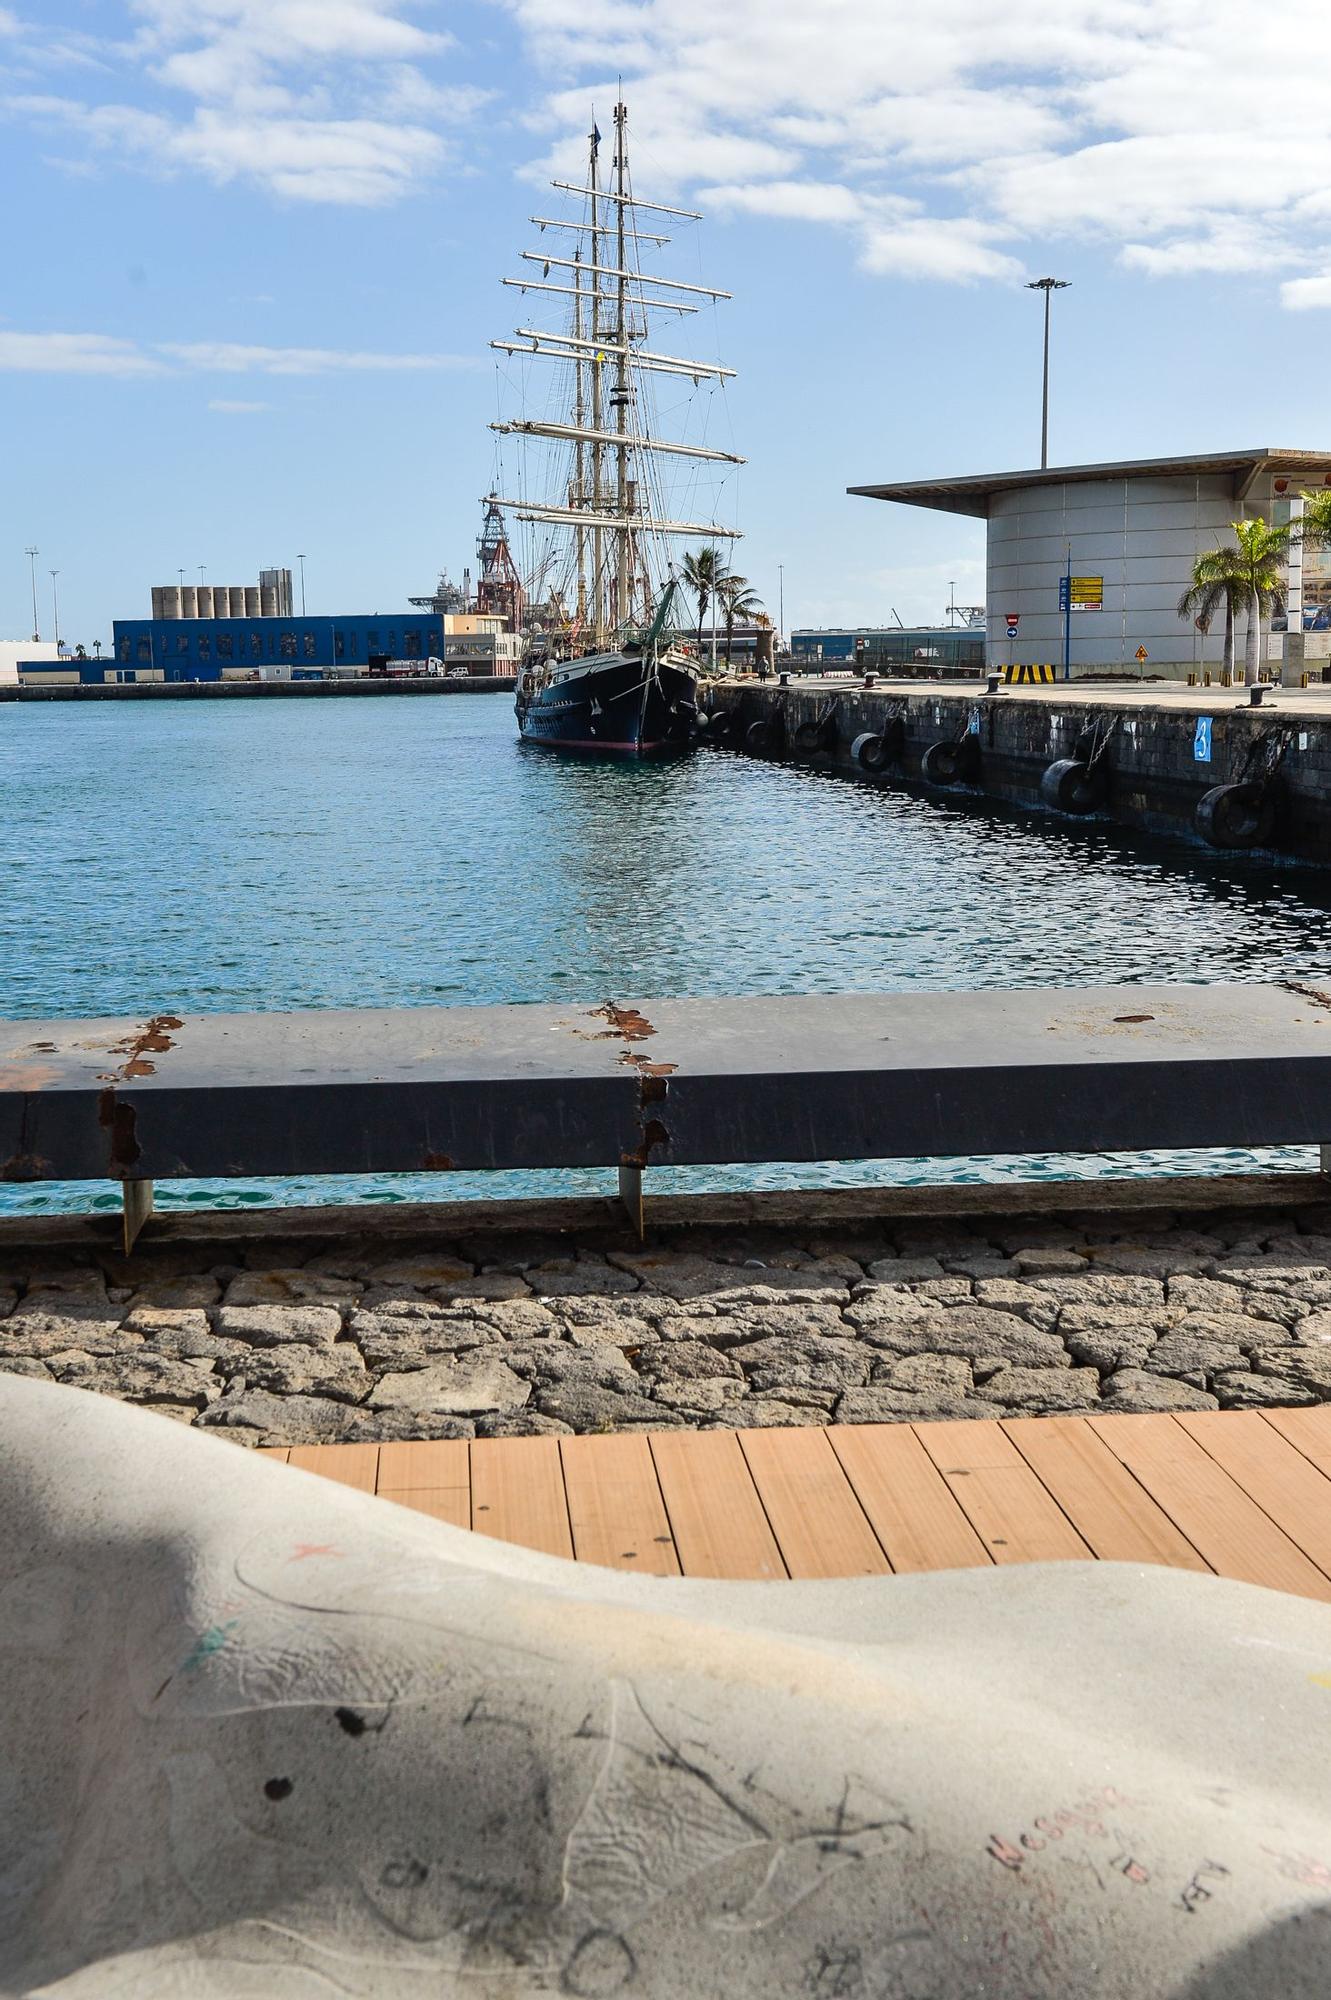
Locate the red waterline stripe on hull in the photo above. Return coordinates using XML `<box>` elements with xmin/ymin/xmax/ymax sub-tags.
<box><xmin>519</xmin><ymin>736</ymin><xmax>681</xmax><ymax>753</ymax></box>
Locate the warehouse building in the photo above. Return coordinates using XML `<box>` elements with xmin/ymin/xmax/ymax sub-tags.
<box><xmin>850</xmin><ymin>449</ymin><xmax>1331</xmax><ymax>681</ymax></box>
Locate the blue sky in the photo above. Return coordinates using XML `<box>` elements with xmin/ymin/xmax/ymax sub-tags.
<box><xmin>3</xmin><ymin>0</ymin><xmax>1329</xmax><ymax>648</ymax></box>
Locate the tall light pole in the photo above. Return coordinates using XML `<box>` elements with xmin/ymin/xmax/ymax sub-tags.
<box><xmin>777</xmin><ymin>563</ymin><xmax>784</xmax><ymax>649</ymax></box>
<box><xmin>297</xmin><ymin>553</ymin><xmax>307</xmax><ymax>616</ymax></box>
<box><xmin>1026</xmin><ymin>277</ymin><xmax>1070</xmax><ymax>470</ymax></box>
<box><xmin>24</xmin><ymin>547</ymin><xmax>39</xmax><ymax>641</ymax></box>
<box><xmin>50</xmin><ymin>570</ymin><xmax>61</xmax><ymax>649</ymax></box>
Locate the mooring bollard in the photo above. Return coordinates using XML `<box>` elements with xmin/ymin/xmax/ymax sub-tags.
<box><xmin>863</xmin><ymin>671</ymin><xmax>876</xmax><ymax>689</ymax></box>
<box><xmin>778</xmin><ymin>672</ymin><xmax>789</xmax><ymax>687</ymax></box>
<box><xmin>985</xmin><ymin>673</ymin><xmax>1001</xmax><ymax>695</ymax></box>
<box><xmin>1249</xmin><ymin>684</ymin><xmax>1266</xmax><ymax>707</ymax></box>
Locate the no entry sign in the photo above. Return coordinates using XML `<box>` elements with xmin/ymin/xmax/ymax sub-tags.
<box><xmin>1006</xmin><ymin>614</ymin><xmax>1020</xmax><ymax>639</ymax></box>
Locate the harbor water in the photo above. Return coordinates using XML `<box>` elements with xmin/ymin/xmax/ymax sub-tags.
<box><xmin>3</xmin><ymin>693</ymin><xmax>1330</xmax><ymax>1214</ymax></box>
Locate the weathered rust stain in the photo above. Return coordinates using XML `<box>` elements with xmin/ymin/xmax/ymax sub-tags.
<box><xmin>591</xmin><ymin>1001</ymin><xmax>655</xmax><ymax>1042</ymax></box>
<box><xmin>98</xmin><ymin>1088</ymin><xmax>142</xmax><ymax>1172</ymax></box>
<box><xmin>1281</xmin><ymin>979</ymin><xmax>1331</xmax><ymax>1013</ymax></box>
<box><xmin>620</xmin><ymin>1117</ymin><xmax>670</xmax><ymax>1170</ymax></box>
<box><xmin>1112</xmin><ymin>1014</ymin><xmax>1155</xmax><ymax>1024</ymax></box>
<box><xmin>1</xmin><ymin>1151</ymin><xmax>51</xmax><ymax>1182</ymax></box>
<box><xmin>618</xmin><ymin>1052</ymin><xmax>678</xmax><ymax>1078</ymax></box>
<box><xmin>421</xmin><ymin>1151</ymin><xmax>459</xmax><ymax>1171</ymax></box>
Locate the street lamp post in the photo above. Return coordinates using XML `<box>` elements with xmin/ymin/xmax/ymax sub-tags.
<box><xmin>24</xmin><ymin>547</ymin><xmax>39</xmax><ymax>641</ymax></box>
<box><xmin>50</xmin><ymin>571</ymin><xmax>61</xmax><ymax>650</ymax></box>
<box><xmin>297</xmin><ymin>554</ymin><xmax>307</xmax><ymax>616</ymax></box>
<box><xmin>1025</xmin><ymin>277</ymin><xmax>1070</xmax><ymax>471</ymax></box>
<box><xmin>777</xmin><ymin>563</ymin><xmax>784</xmax><ymax>651</ymax></box>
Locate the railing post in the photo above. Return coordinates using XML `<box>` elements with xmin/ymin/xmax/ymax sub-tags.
<box><xmin>122</xmin><ymin>1179</ymin><xmax>154</xmax><ymax>1255</ymax></box>
<box><xmin>617</xmin><ymin>1163</ymin><xmax>644</xmax><ymax>1238</ymax></box>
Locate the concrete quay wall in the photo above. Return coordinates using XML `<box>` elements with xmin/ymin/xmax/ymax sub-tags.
<box><xmin>0</xmin><ymin>675</ymin><xmax>514</xmax><ymax>703</ymax></box>
<box><xmin>5</xmin><ymin>1176</ymin><xmax>1331</xmax><ymax>1448</ymax></box>
<box><xmin>709</xmin><ymin>680</ymin><xmax>1331</xmax><ymax>860</ymax></box>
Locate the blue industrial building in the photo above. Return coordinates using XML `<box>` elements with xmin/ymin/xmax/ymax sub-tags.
<box><xmin>19</xmin><ymin>612</ymin><xmax>448</xmax><ymax>686</ymax></box>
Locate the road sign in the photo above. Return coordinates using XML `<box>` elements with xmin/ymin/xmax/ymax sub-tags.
<box><xmin>1135</xmin><ymin>645</ymin><xmax>1149</xmax><ymax>662</ymax></box>
<box><xmin>1060</xmin><ymin>575</ymin><xmax>1103</xmax><ymax>613</ymax></box>
<box><xmin>1006</xmin><ymin>614</ymin><xmax>1019</xmax><ymax>638</ymax></box>
<box><xmin>1194</xmin><ymin>717</ymin><xmax>1212</xmax><ymax>763</ymax></box>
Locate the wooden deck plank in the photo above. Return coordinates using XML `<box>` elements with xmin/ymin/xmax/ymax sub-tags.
<box><xmin>1261</xmin><ymin>1405</ymin><xmax>1331</xmax><ymax>1480</ymax></box>
<box><xmin>375</xmin><ymin>1439</ymin><xmax>472</xmax><ymax>1530</ymax></box>
<box><xmin>1176</xmin><ymin>1410</ymin><xmax>1331</xmax><ymax>1582</ymax></box>
<box><xmin>828</xmin><ymin>1424</ymin><xmax>992</xmax><ymax>1573</ymax></box>
<box><xmin>649</xmin><ymin>1431</ymin><xmax>787</xmax><ymax>1580</ymax></box>
<box><xmin>1003</xmin><ymin>1415</ymin><xmax>1212</xmax><ymax>1572</ymax></box>
<box><xmin>736</xmin><ymin>1428</ymin><xmax>890</xmax><ymax>1579</ymax></box>
<box><xmin>915</xmin><ymin>1420</ymin><xmax>1094</xmax><ymax>1564</ymax></box>
<box><xmin>287</xmin><ymin>1442</ymin><xmax>379</xmax><ymax>1491</ymax></box>
<box><xmin>1088</xmin><ymin>1413</ymin><xmax>1331</xmax><ymax>1601</ymax></box>
<box><xmin>380</xmin><ymin>1487</ymin><xmax>472</xmax><ymax>1528</ymax></box>
<box><xmin>559</xmin><ymin>1434</ymin><xmax>681</xmax><ymax>1575</ymax></box>
<box><xmin>376</xmin><ymin>1439</ymin><xmax>471</xmax><ymax>1494</ymax></box>
<box><xmin>471</xmin><ymin>1436</ymin><xmax>573</xmax><ymax>1560</ymax></box>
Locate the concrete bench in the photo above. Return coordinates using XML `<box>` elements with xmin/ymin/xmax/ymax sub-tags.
<box><xmin>4</xmin><ymin>984</ymin><xmax>1331</xmax><ymax>1247</ymax></box>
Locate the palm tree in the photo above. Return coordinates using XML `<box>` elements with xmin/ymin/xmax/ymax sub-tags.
<box><xmin>1300</xmin><ymin>490</ymin><xmax>1331</xmax><ymax>549</ymax></box>
<box><xmin>718</xmin><ymin>577</ymin><xmax>763</xmax><ymax>667</ymax></box>
<box><xmin>1230</xmin><ymin>516</ymin><xmax>1291</xmax><ymax>683</ymax></box>
<box><xmin>681</xmin><ymin>546</ymin><xmax>728</xmax><ymax>666</ymax></box>
<box><xmin>1178</xmin><ymin>546</ymin><xmax>1245</xmax><ymax>681</ymax></box>
<box><xmin>1179</xmin><ymin>518</ymin><xmax>1291</xmax><ymax>683</ymax></box>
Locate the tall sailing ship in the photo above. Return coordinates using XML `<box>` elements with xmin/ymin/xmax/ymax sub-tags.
<box><xmin>490</xmin><ymin>100</ymin><xmax>743</xmax><ymax>755</ymax></box>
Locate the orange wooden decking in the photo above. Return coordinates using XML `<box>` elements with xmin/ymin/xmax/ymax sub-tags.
<box><xmin>259</xmin><ymin>1409</ymin><xmax>1331</xmax><ymax>1599</ymax></box>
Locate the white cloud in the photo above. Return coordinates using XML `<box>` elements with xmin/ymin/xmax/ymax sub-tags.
<box><xmin>0</xmin><ymin>331</ymin><xmax>163</xmax><ymax>375</ymax></box>
<box><xmin>165</xmin><ymin>340</ymin><xmax>478</xmax><ymax>373</ymax></box>
<box><xmin>1282</xmin><ymin>273</ymin><xmax>1331</xmax><ymax>311</ymax></box>
<box><xmin>5</xmin><ymin>2</ymin><xmax>485</xmax><ymax>205</ymax></box>
<box><xmin>0</xmin><ymin>331</ymin><xmax>478</xmax><ymax>375</ymax></box>
<box><xmin>505</xmin><ymin>0</ymin><xmax>1331</xmax><ymax>303</ymax></box>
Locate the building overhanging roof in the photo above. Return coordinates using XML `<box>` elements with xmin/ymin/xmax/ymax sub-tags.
<box><xmin>848</xmin><ymin>449</ymin><xmax>1331</xmax><ymax>519</ymax></box>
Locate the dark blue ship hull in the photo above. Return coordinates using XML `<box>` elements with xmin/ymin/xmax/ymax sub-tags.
<box><xmin>515</xmin><ymin>650</ymin><xmax>698</xmax><ymax>756</ymax></box>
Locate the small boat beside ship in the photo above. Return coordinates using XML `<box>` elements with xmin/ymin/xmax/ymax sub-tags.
<box><xmin>489</xmin><ymin>100</ymin><xmax>743</xmax><ymax>756</ymax></box>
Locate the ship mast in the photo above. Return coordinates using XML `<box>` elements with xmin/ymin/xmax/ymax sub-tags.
<box><xmin>490</xmin><ymin>98</ymin><xmax>744</xmax><ymax>657</ymax></box>
<box><xmin>614</xmin><ymin>100</ymin><xmax>630</xmax><ymax>635</ymax></box>
<box><xmin>588</xmin><ymin>120</ymin><xmax>605</xmax><ymax>646</ymax></box>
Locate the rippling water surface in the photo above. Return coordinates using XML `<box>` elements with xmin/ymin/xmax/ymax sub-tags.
<box><xmin>4</xmin><ymin>693</ymin><xmax>1331</xmax><ymax>1211</ymax></box>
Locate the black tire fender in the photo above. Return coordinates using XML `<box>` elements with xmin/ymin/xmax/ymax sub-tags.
<box><xmin>793</xmin><ymin>718</ymin><xmax>825</xmax><ymax>754</ymax></box>
<box><xmin>922</xmin><ymin>735</ymin><xmax>980</xmax><ymax>786</ymax></box>
<box><xmin>1040</xmin><ymin>757</ymin><xmax>1108</xmax><ymax>814</ymax></box>
<box><xmin>702</xmin><ymin>708</ymin><xmax>732</xmax><ymax>745</ymax></box>
<box><xmin>1195</xmin><ymin>780</ymin><xmax>1277</xmax><ymax>850</ymax></box>
<box><xmin>851</xmin><ymin>730</ymin><xmax>888</xmax><ymax>772</ymax></box>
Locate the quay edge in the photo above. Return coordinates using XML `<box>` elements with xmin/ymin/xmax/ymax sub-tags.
<box><xmin>705</xmin><ymin>678</ymin><xmax>1331</xmax><ymax>863</ymax></box>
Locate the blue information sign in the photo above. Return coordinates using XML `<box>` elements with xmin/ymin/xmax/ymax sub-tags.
<box><xmin>1194</xmin><ymin>717</ymin><xmax>1212</xmax><ymax>763</ymax></box>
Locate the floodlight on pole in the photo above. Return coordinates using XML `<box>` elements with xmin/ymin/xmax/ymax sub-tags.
<box><xmin>297</xmin><ymin>553</ymin><xmax>307</xmax><ymax>616</ymax></box>
<box><xmin>1025</xmin><ymin>277</ymin><xmax>1070</xmax><ymax>471</ymax></box>
<box><xmin>50</xmin><ymin>570</ymin><xmax>60</xmax><ymax>649</ymax></box>
<box><xmin>24</xmin><ymin>547</ymin><xmax>39</xmax><ymax>641</ymax></box>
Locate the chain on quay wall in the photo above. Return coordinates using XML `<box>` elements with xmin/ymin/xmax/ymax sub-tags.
<box><xmin>700</xmin><ymin>680</ymin><xmax>1331</xmax><ymax>862</ymax></box>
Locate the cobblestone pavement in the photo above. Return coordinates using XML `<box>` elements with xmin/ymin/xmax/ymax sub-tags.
<box><xmin>8</xmin><ymin>1196</ymin><xmax>1331</xmax><ymax>1444</ymax></box>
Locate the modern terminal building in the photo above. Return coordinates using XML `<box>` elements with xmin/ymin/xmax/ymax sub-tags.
<box><xmin>851</xmin><ymin>449</ymin><xmax>1331</xmax><ymax>681</ymax></box>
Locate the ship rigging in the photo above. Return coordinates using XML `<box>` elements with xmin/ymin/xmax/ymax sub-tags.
<box><xmin>489</xmin><ymin>98</ymin><xmax>743</xmax><ymax>661</ymax></box>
